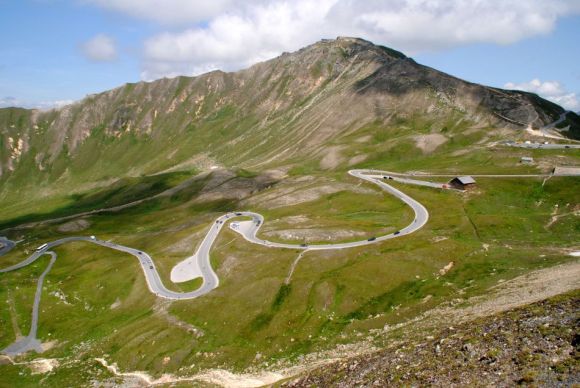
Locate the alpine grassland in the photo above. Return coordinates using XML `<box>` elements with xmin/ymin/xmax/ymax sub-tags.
<box><xmin>1</xmin><ymin>37</ymin><xmax>579</xmax><ymax>386</ymax></box>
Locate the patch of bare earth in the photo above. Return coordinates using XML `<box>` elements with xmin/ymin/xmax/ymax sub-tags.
<box><xmin>354</xmin><ymin>135</ymin><xmax>372</xmax><ymax>143</ymax></box>
<box><xmin>348</xmin><ymin>154</ymin><xmax>367</xmax><ymax>166</ymax></box>
<box><xmin>56</xmin><ymin>219</ymin><xmax>90</xmax><ymax>233</ymax></box>
<box><xmin>263</xmin><ymin>228</ymin><xmax>366</xmax><ymax>243</ymax></box>
<box><xmin>319</xmin><ymin>146</ymin><xmax>345</xmax><ymax>169</ymax></box>
<box><xmin>40</xmin><ymin>340</ymin><xmax>59</xmax><ymax>352</ymax></box>
<box><xmin>109</xmin><ymin>297</ymin><xmax>121</xmax><ymax>309</ymax></box>
<box><xmin>0</xmin><ymin>356</ymin><xmax>60</xmax><ymax>375</ymax></box>
<box><xmin>545</xmin><ymin>203</ymin><xmax>580</xmax><ymax>229</ymax></box>
<box><xmin>414</xmin><ymin>133</ymin><xmax>447</xmax><ymax>153</ymax></box>
<box><xmin>244</xmin><ymin>179</ymin><xmax>376</xmax><ymax>209</ymax></box>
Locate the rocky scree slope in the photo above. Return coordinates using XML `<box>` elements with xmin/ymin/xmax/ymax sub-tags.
<box><xmin>1</xmin><ymin>37</ymin><xmax>578</xmax><ymax>203</ymax></box>
<box><xmin>285</xmin><ymin>291</ymin><xmax>579</xmax><ymax>387</ymax></box>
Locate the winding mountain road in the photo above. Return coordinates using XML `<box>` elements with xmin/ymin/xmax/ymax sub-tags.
<box><xmin>500</xmin><ymin>110</ymin><xmax>580</xmax><ymax>148</ymax></box>
<box><xmin>0</xmin><ymin>170</ymin><xmax>428</xmax><ymax>293</ymax></box>
<box><xmin>217</xmin><ymin>170</ymin><xmax>429</xmax><ymax>253</ymax></box>
<box><xmin>1</xmin><ymin>168</ymin><xmax>578</xmax><ymax>356</ymax></box>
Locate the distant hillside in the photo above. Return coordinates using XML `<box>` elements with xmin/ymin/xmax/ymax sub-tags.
<box><xmin>1</xmin><ymin>37</ymin><xmax>578</xmax><ymax>203</ymax></box>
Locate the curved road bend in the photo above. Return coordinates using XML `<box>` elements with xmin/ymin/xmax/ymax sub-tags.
<box><xmin>227</xmin><ymin>170</ymin><xmax>428</xmax><ymax>250</ymax></box>
<box><xmin>3</xmin><ymin>167</ymin><xmax>579</xmax><ymax>301</ymax></box>
<box><xmin>1</xmin><ymin>114</ymin><xmax>577</xmax><ymax>354</ymax></box>
<box><xmin>1</xmin><ymin>237</ymin><xmax>219</xmax><ymax>300</ymax></box>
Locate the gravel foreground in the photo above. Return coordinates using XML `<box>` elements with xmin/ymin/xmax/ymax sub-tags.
<box><xmin>284</xmin><ymin>290</ymin><xmax>579</xmax><ymax>387</ymax></box>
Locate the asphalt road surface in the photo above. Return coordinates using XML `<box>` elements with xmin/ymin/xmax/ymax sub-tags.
<box><xmin>506</xmin><ymin>142</ymin><xmax>580</xmax><ymax>150</ymax></box>
<box><xmin>0</xmin><ymin>169</ymin><xmax>422</xmax><ymax>355</ymax></box>
<box><xmin>1</xmin><ymin>107</ymin><xmax>577</xmax><ymax>356</ymax></box>
<box><xmin>541</xmin><ymin>110</ymin><xmax>572</xmax><ymax>136</ymax></box>
<box><xmin>2</xmin><ymin>252</ymin><xmax>56</xmax><ymax>356</ymax></box>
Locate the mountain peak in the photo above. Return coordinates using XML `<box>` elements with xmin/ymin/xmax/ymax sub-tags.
<box><xmin>335</xmin><ymin>36</ymin><xmax>407</xmax><ymax>59</ymax></box>
<box><xmin>264</xmin><ymin>36</ymin><xmax>410</xmax><ymax>86</ymax></box>
<box><xmin>302</xmin><ymin>36</ymin><xmax>408</xmax><ymax>63</ymax></box>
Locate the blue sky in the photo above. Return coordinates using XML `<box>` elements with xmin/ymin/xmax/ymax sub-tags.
<box><xmin>1</xmin><ymin>0</ymin><xmax>579</xmax><ymax>110</ymax></box>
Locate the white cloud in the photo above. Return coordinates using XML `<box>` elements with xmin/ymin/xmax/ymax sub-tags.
<box><xmin>131</xmin><ymin>0</ymin><xmax>580</xmax><ymax>80</ymax></box>
<box><xmin>80</xmin><ymin>34</ymin><xmax>117</xmax><ymax>62</ymax></box>
<box><xmin>504</xmin><ymin>79</ymin><xmax>579</xmax><ymax>111</ymax></box>
<box><xmin>141</xmin><ymin>0</ymin><xmax>337</xmax><ymax>79</ymax></box>
<box><xmin>0</xmin><ymin>97</ymin><xmax>21</xmax><ymax>108</ymax></box>
<box><xmin>0</xmin><ymin>97</ymin><xmax>74</xmax><ymax>110</ymax></box>
<box><xmin>84</xmin><ymin>0</ymin><xmax>241</xmax><ymax>25</ymax></box>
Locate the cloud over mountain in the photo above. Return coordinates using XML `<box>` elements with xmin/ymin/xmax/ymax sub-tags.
<box><xmin>85</xmin><ymin>0</ymin><xmax>580</xmax><ymax>80</ymax></box>
<box><xmin>505</xmin><ymin>79</ymin><xmax>580</xmax><ymax>111</ymax></box>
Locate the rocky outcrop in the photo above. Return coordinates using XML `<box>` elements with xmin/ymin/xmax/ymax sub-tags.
<box><xmin>284</xmin><ymin>291</ymin><xmax>580</xmax><ymax>387</ymax></box>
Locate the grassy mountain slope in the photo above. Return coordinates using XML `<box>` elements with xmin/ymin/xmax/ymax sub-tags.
<box><xmin>1</xmin><ymin>37</ymin><xmax>578</xmax><ymax>215</ymax></box>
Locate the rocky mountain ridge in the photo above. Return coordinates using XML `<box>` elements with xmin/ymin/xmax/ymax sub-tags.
<box><xmin>1</xmin><ymin>37</ymin><xmax>578</xmax><ymax>202</ymax></box>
